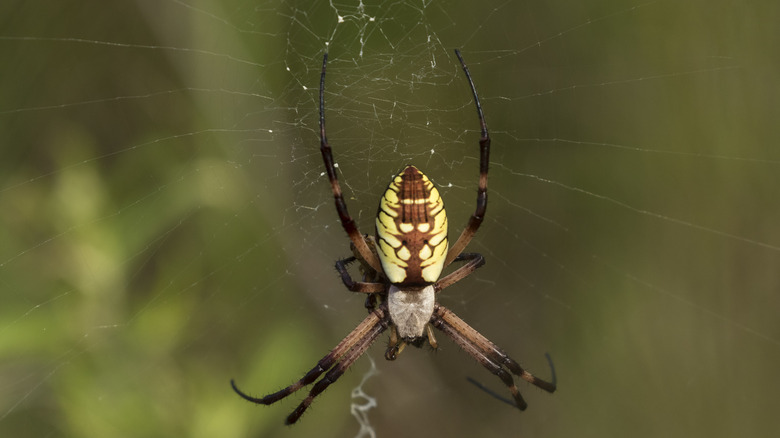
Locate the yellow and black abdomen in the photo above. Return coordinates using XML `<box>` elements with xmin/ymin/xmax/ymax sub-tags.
<box><xmin>375</xmin><ymin>166</ymin><xmax>448</xmax><ymax>286</ymax></box>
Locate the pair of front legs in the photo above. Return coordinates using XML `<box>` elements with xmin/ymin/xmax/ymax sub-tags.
<box><xmin>232</xmin><ymin>252</ymin><xmax>555</xmax><ymax>424</ymax></box>
<box><xmin>335</xmin><ymin>251</ymin><xmax>556</xmax><ymax>410</ymax></box>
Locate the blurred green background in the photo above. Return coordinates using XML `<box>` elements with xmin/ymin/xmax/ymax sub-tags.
<box><xmin>2</xmin><ymin>0</ymin><xmax>779</xmax><ymax>437</ymax></box>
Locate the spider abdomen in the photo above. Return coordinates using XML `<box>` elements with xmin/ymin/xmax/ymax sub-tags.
<box><xmin>387</xmin><ymin>284</ymin><xmax>436</xmax><ymax>338</ymax></box>
<box><xmin>375</xmin><ymin>166</ymin><xmax>448</xmax><ymax>286</ymax></box>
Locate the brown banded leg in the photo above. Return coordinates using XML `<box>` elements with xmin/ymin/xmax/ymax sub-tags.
<box><xmin>434</xmin><ymin>253</ymin><xmax>485</xmax><ymax>292</ymax></box>
<box><xmin>430</xmin><ymin>304</ymin><xmax>556</xmax><ymax>410</ymax></box>
<box><xmin>285</xmin><ymin>311</ymin><xmax>387</xmax><ymax>424</ymax></box>
<box><xmin>445</xmin><ymin>50</ymin><xmax>491</xmax><ymax>267</ymax></box>
<box><xmin>335</xmin><ymin>257</ymin><xmax>386</xmax><ymax>294</ymax></box>
<box><xmin>319</xmin><ymin>53</ymin><xmax>383</xmax><ymax>273</ymax></box>
<box><xmin>231</xmin><ymin>303</ymin><xmax>389</xmax><ymax>423</ymax></box>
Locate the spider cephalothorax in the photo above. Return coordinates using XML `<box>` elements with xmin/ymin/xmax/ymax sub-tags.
<box><xmin>231</xmin><ymin>49</ymin><xmax>556</xmax><ymax>425</ymax></box>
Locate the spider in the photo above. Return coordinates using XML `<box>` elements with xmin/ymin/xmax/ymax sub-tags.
<box><xmin>231</xmin><ymin>49</ymin><xmax>556</xmax><ymax>425</ymax></box>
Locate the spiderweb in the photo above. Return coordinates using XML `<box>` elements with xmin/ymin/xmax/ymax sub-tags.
<box><xmin>1</xmin><ymin>0</ymin><xmax>779</xmax><ymax>437</ymax></box>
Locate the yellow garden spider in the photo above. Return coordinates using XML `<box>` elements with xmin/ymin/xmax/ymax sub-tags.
<box><xmin>231</xmin><ymin>49</ymin><xmax>556</xmax><ymax>424</ymax></box>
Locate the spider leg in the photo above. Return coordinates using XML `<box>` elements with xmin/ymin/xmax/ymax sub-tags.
<box><xmin>231</xmin><ymin>303</ymin><xmax>389</xmax><ymax>424</ymax></box>
<box><xmin>363</xmin><ymin>293</ymin><xmax>378</xmax><ymax>312</ymax></box>
<box><xmin>466</xmin><ymin>353</ymin><xmax>558</xmax><ymax>407</ymax></box>
<box><xmin>430</xmin><ymin>306</ymin><xmax>528</xmax><ymax>409</ymax></box>
<box><xmin>445</xmin><ymin>50</ymin><xmax>491</xmax><ymax>267</ymax></box>
<box><xmin>335</xmin><ymin>257</ymin><xmax>386</xmax><ymax>294</ymax></box>
<box><xmin>434</xmin><ymin>252</ymin><xmax>485</xmax><ymax>292</ymax></box>
<box><xmin>286</xmin><ymin>309</ymin><xmax>387</xmax><ymax>424</ymax></box>
<box><xmin>319</xmin><ymin>53</ymin><xmax>383</xmax><ymax>273</ymax></box>
<box><xmin>430</xmin><ymin>304</ymin><xmax>556</xmax><ymax>411</ymax></box>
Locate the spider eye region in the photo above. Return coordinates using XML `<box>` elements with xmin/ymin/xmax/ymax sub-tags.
<box><xmin>375</xmin><ymin>165</ymin><xmax>448</xmax><ymax>285</ymax></box>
